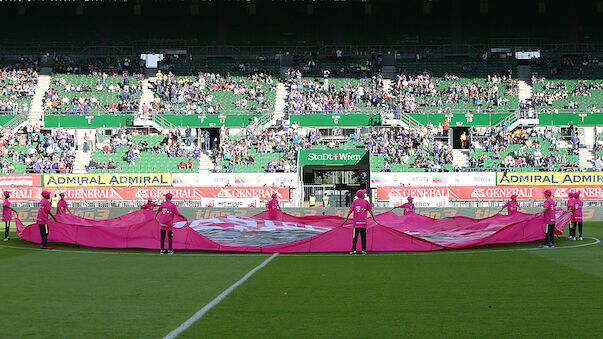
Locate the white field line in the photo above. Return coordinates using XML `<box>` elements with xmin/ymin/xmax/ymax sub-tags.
<box><xmin>162</xmin><ymin>253</ymin><xmax>279</xmax><ymax>339</ymax></box>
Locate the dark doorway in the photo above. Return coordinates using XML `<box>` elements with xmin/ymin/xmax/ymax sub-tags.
<box><xmin>452</xmin><ymin>127</ymin><xmax>470</xmax><ymax>149</ymax></box>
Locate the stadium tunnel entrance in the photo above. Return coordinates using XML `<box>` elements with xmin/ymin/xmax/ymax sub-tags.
<box><xmin>451</xmin><ymin>126</ymin><xmax>470</xmax><ymax>149</ymax></box>
<box><xmin>298</xmin><ymin>149</ymin><xmax>370</xmax><ymax>208</ymax></box>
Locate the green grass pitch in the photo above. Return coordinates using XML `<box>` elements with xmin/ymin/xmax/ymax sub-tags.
<box><xmin>0</xmin><ymin>223</ymin><xmax>602</xmax><ymax>338</ymax></box>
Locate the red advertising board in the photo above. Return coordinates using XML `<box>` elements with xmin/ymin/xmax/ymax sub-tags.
<box><xmin>377</xmin><ymin>186</ymin><xmax>603</xmax><ymax>201</ymax></box>
<box><xmin>0</xmin><ymin>175</ymin><xmax>41</xmax><ymax>187</ymax></box>
<box><xmin>1</xmin><ymin>187</ymin><xmax>290</xmax><ymax>201</ymax></box>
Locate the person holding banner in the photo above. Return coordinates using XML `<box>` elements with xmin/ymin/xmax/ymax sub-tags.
<box><xmin>539</xmin><ymin>190</ymin><xmax>556</xmax><ymax>248</ymax></box>
<box><xmin>56</xmin><ymin>193</ymin><xmax>72</xmax><ymax>215</ymax></box>
<box><xmin>155</xmin><ymin>193</ymin><xmax>188</xmax><ymax>255</ymax></box>
<box><xmin>37</xmin><ymin>191</ymin><xmax>58</xmax><ymax>250</ymax></box>
<box><xmin>342</xmin><ymin>189</ymin><xmax>378</xmax><ymax>255</ymax></box>
<box><xmin>3</xmin><ymin>191</ymin><xmax>18</xmax><ymax>241</ymax></box>
<box><xmin>570</xmin><ymin>191</ymin><xmax>583</xmax><ymax>241</ymax></box>
<box><xmin>140</xmin><ymin>198</ymin><xmax>159</xmax><ymax>211</ymax></box>
<box><xmin>498</xmin><ymin>194</ymin><xmax>520</xmax><ymax>215</ymax></box>
<box><xmin>566</xmin><ymin>192</ymin><xmax>576</xmax><ymax>239</ymax></box>
<box><xmin>394</xmin><ymin>197</ymin><xmax>415</xmax><ymax>215</ymax></box>
<box><xmin>266</xmin><ymin>193</ymin><xmax>281</xmax><ymax>220</ymax></box>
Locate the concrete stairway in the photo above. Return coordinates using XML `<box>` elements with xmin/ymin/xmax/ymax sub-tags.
<box><xmin>382</xmin><ymin>65</ymin><xmax>397</xmax><ymax>80</ymax></box>
<box><xmin>198</xmin><ymin>151</ymin><xmax>214</xmax><ymax>173</ymax></box>
<box><xmin>72</xmin><ymin>150</ymin><xmax>92</xmax><ymax>174</ymax></box>
<box><xmin>22</xmin><ymin>67</ymin><xmax>52</xmax><ymax>128</ymax></box>
<box><xmin>579</xmin><ymin>148</ymin><xmax>594</xmax><ymax>170</ymax></box>
<box><xmin>266</xmin><ymin>82</ymin><xmax>287</xmax><ymax>128</ymax></box>
<box><xmin>133</xmin><ymin>77</ymin><xmax>173</xmax><ymax>132</ymax></box>
<box><xmin>516</xmin><ymin>65</ymin><xmax>533</xmax><ymax>104</ymax></box>
<box><xmin>137</xmin><ymin>77</ymin><xmax>156</xmax><ymax>120</ymax></box>
<box><xmin>452</xmin><ymin>149</ymin><xmax>469</xmax><ymax>168</ymax></box>
<box><xmin>381</xmin><ymin>79</ymin><xmax>395</xmax><ymax>122</ymax></box>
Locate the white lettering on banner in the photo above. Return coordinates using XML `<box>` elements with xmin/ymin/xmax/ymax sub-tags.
<box><xmin>217</xmin><ymin>188</ymin><xmax>280</xmax><ymax>199</ymax></box>
<box><xmin>307</xmin><ymin>152</ymin><xmax>362</xmax><ymax>162</ymax></box>
<box><xmin>569</xmin><ymin>187</ymin><xmax>603</xmax><ymax>198</ymax></box>
<box><xmin>387</xmin><ymin>187</ymin><xmax>454</xmax><ymax>198</ymax></box>
<box><xmin>5</xmin><ymin>189</ymin><xmax>33</xmax><ymax>200</ymax></box>
<box><xmin>61</xmin><ymin>188</ymin><xmax>124</xmax><ymax>200</ymax></box>
<box><xmin>471</xmin><ymin>187</ymin><xmax>535</xmax><ymax>199</ymax></box>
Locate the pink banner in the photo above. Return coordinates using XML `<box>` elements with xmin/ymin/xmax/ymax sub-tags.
<box><xmin>16</xmin><ymin>209</ymin><xmax>572</xmax><ymax>252</ymax></box>
<box><xmin>377</xmin><ymin>185</ymin><xmax>603</xmax><ymax>201</ymax></box>
<box><xmin>0</xmin><ymin>186</ymin><xmax>289</xmax><ymax>201</ymax></box>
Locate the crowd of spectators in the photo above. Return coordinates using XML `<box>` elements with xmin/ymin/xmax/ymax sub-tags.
<box><xmin>388</xmin><ymin>72</ymin><xmax>518</xmax><ymax>114</ymax></box>
<box><xmin>213</xmin><ymin>122</ymin><xmax>301</xmax><ymax>172</ymax></box>
<box><xmin>531</xmin><ymin>77</ymin><xmax>603</xmax><ymax>110</ymax></box>
<box><xmin>43</xmin><ymin>72</ymin><xmax>142</xmax><ymax>114</ymax></box>
<box><xmin>89</xmin><ymin>127</ymin><xmax>204</xmax><ymax>171</ymax></box>
<box><xmin>469</xmin><ymin>127</ymin><xmax>579</xmax><ymax>170</ymax></box>
<box><xmin>362</xmin><ymin>126</ymin><xmax>453</xmax><ymax>171</ymax></box>
<box><xmin>151</xmin><ymin>70</ymin><xmax>275</xmax><ymax>115</ymax></box>
<box><xmin>284</xmin><ymin>70</ymin><xmax>386</xmax><ymax>114</ymax></box>
<box><xmin>0</xmin><ymin>57</ymin><xmax>38</xmax><ymax>114</ymax></box>
<box><xmin>0</xmin><ymin>124</ymin><xmax>74</xmax><ymax>174</ymax></box>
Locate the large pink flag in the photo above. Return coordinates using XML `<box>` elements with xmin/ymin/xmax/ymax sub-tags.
<box><xmin>16</xmin><ymin>208</ymin><xmax>572</xmax><ymax>252</ymax></box>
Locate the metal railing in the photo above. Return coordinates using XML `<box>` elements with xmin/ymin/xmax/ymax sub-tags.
<box><xmin>152</xmin><ymin>113</ymin><xmax>179</xmax><ymax>130</ymax></box>
<box><xmin>495</xmin><ymin>111</ymin><xmax>519</xmax><ymax>128</ymax></box>
<box><xmin>258</xmin><ymin>110</ymin><xmax>274</xmax><ymax>126</ymax></box>
<box><xmin>3</xmin><ymin>114</ymin><xmax>28</xmax><ymax>130</ymax></box>
<box><xmin>398</xmin><ymin>112</ymin><xmax>424</xmax><ymax>127</ymax></box>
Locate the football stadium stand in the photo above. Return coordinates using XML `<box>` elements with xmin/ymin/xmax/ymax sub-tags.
<box><xmin>149</xmin><ymin>70</ymin><xmax>276</xmax><ymax>115</ymax></box>
<box><xmin>0</xmin><ymin>126</ymin><xmax>74</xmax><ymax>174</ymax></box>
<box><xmin>0</xmin><ymin>51</ymin><xmax>602</xmax><ymax>177</ymax></box>
<box><xmin>0</xmin><ymin>57</ymin><xmax>38</xmax><ymax>127</ymax></box>
<box><xmin>89</xmin><ymin>129</ymin><xmax>200</xmax><ymax>173</ymax></box>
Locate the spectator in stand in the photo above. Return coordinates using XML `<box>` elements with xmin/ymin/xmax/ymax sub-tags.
<box><xmin>595</xmin><ymin>156</ymin><xmax>602</xmax><ymax>171</ymax></box>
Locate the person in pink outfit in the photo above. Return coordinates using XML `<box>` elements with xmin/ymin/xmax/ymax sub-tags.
<box><xmin>3</xmin><ymin>191</ymin><xmax>18</xmax><ymax>241</ymax></box>
<box><xmin>266</xmin><ymin>193</ymin><xmax>281</xmax><ymax>220</ymax></box>
<box><xmin>566</xmin><ymin>192</ymin><xmax>576</xmax><ymax>239</ymax></box>
<box><xmin>140</xmin><ymin>198</ymin><xmax>159</xmax><ymax>211</ymax></box>
<box><xmin>155</xmin><ymin>193</ymin><xmax>187</xmax><ymax>254</ymax></box>
<box><xmin>37</xmin><ymin>190</ymin><xmax>58</xmax><ymax>249</ymax></box>
<box><xmin>498</xmin><ymin>194</ymin><xmax>520</xmax><ymax>215</ymax></box>
<box><xmin>394</xmin><ymin>197</ymin><xmax>415</xmax><ymax>215</ymax></box>
<box><xmin>56</xmin><ymin>192</ymin><xmax>72</xmax><ymax>215</ymax></box>
<box><xmin>342</xmin><ymin>189</ymin><xmax>378</xmax><ymax>254</ymax></box>
<box><xmin>569</xmin><ymin>191</ymin><xmax>583</xmax><ymax>240</ymax></box>
<box><xmin>539</xmin><ymin>190</ymin><xmax>556</xmax><ymax>248</ymax></box>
